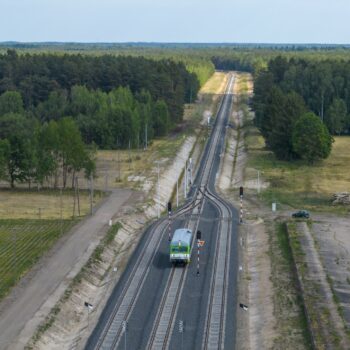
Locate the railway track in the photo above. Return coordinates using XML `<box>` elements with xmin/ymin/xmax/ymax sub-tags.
<box><xmin>202</xmin><ymin>189</ymin><xmax>232</xmax><ymax>350</ymax></box>
<box><xmin>93</xmin><ymin>200</ymin><xmax>200</xmax><ymax>350</ymax></box>
<box><xmin>146</xmin><ymin>184</ymin><xmax>205</xmax><ymax>350</ymax></box>
<box><xmin>144</xmin><ymin>75</ymin><xmax>235</xmax><ymax>350</ymax></box>
<box><xmin>88</xmin><ymin>73</ymin><xmax>236</xmax><ymax>350</ymax></box>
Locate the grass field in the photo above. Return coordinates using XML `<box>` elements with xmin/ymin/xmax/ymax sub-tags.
<box><xmin>245</xmin><ymin>126</ymin><xmax>350</xmax><ymax>214</ymax></box>
<box><xmin>0</xmin><ymin>189</ymin><xmax>103</xmax><ymax>219</ymax></box>
<box><xmin>200</xmin><ymin>71</ymin><xmax>228</xmax><ymax>95</ymax></box>
<box><xmin>0</xmin><ymin>219</ymin><xmax>76</xmax><ymax>299</ymax></box>
<box><xmin>94</xmin><ymin>135</ymin><xmax>186</xmax><ymax>191</ymax></box>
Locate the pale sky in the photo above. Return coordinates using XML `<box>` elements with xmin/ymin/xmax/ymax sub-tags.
<box><xmin>1</xmin><ymin>0</ymin><xmax>350</xmax><ymax>44</ymax></box>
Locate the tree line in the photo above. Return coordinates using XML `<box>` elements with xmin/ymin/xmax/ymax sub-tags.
<box><xmin>252</xmin><ymin>56</ymin><xmax>350</xmax><ymax>163</ymax></box>
<box><xmin>258</xmin><ymin>56</ymin><xmax>350</xmax><ymax>134</ymax></box>
<box><xmin>0</xmin><ymin>50</ymin><xmax>202</xmax><ymax>188</ymax></box>
<box><xmin>0</xmin><ymin>50</ymin><xmax>199</xmax><ymax>123</ymax></box>
<box><xmin>0</xmin><ymin>107</ymin><xmax>94</xmax><ymax>188</ymax></box>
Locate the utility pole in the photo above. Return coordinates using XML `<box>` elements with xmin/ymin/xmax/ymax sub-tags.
<box><xmin>60</xmin><ymin>187</ymin><xmax>63</xmax><ymax>235</ymax></box>
<box><xmin>257</xmin><ymin>170</ymin><xmax>260</xmax><ymax>194</ymax></box>
<box><xmin>13</xmin><ymin>229</ymin><xmax>17</xmax><ymax>286</ymax></box>
<box><xmin>145</xmin><ymin>123</ymin><xmax>148</xmax><ymax>150</ymax></box>
<box><xmin>73</xmin><ymin>176</ymin><xmax>76</xmax><ymax>217</ymax></box>
<box><xmin>157</xmin><ymin>162</ymin><xmax>160</xmax><ymax>218</ymax></box>
<box><xmin>118</xmin><ymin>149</ymin><xmax>121</xmax><ymax>182</ymax></box>
<box><xmin>156</xmin><ymin>161</ymin><xmax>160</xmax><ymax>218</ymax></box>
<box><xmin>104</xmin><ymin>173</ymin><xmax>108</xmax><ymax>192</ymax></box>
<box><xmin>184</xmin><ymin>160</ymin><xmax>188</xmax><ymax>198</ymax></box>
<box><xmin>117</xmin><ymin>137</ymin><xmax>121</xmax><ymax>182</ymax></box>
<box><xmin>128</xmin><ymin>139</ymin><xmax>132</xmax><ymax>170</ymax></box>
<box><xmin>90</xmin><ymin>174</ymin><xmax>94</xmax><ymax>216</ymax></box>
<box><xmin>76</xmin><ymin>176</ymin><xmax>80</xmax><ymax>216</ymax></box>
<box><xmin>176</xmin><ymin>178</ymin><xmax>179</xmax><ymax>208</ymax></box>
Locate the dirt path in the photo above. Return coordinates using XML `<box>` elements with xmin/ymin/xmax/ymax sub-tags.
<box><xmin>296</xmin><ymin>222</ymin><xmax>348</xmax><ymax>349</ymax></box>
<box><xmin>0</xmin><ymin>189</ymin><xmax>133</xmax><ymax>350</ymax></box>
<box><xmin>312</xmin><ymin>216</ymin><xmax>350</xmax><ymax>327</ymax></box>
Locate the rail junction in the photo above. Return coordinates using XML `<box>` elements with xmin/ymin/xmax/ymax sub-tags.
<box><xmin>87</xmin><ymin>74</ymin><xmax>239</xmax><ymax>350</ymax></box>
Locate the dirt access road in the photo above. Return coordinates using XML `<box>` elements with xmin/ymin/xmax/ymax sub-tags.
<box><xmin>0</xmin><ymin>189</ymin><xmax>134</xmax><ymax>350</ymax></box>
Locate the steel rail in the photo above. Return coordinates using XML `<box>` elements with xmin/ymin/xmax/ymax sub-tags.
<box><xmin>146</xmin><ymin>74</ymin><xmax>235</xmax><ymax>350</ymax></box>
<box><xmin>92</xmin><ymin>73</ymin><xmax>235</xmax><ymax>350</ymax></box>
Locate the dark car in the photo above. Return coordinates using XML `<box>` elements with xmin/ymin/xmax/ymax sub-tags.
<box><xmin>292</xmin><ymin>210</ymin><xmax>310</xmax><ymax>219</ymax></box>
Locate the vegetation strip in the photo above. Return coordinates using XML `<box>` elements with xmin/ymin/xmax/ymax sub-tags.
<box><xmin>270</xmin><ymin>222</ymin><xmax>313</xmax><ymax>349</ymax></box>
<box><xmin>0</xmin><ymin>219</ymin><xmax>76</xmax><ymax>300</ymax></box>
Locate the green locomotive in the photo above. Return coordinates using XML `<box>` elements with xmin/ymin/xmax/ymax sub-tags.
<box><xmin>169</xmin><ymin>228</ymin><xmax>193</xmax><ymax>264</ymax></box>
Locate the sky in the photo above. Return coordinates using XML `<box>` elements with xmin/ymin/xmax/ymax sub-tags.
<box><xmin>1</xmin><ymin>0</ymin><xmax>350</xmax><ymax>44</ymax></box>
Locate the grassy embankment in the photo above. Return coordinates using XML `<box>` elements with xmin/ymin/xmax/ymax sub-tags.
<box><xmin>245</xmin><ymin>126</ymin><xmax>350</xmax><ymax>214</ymax></box>
<box><xmin>271</xmin><ymin>222</ymin><xmax>313</xmax><ymax>349</ymax></box>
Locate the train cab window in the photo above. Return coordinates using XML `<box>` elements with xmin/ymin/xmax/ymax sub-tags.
<box><xmin>171</xmin><ymin>246</ymin><xmax>188</xmax><ymax>253</ymax></box>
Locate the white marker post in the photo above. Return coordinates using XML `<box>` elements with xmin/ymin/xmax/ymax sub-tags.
<box><xmin>179</xmin><ymin>320</ymin><xmax>184</xmax><ymax>350</ymax></box>
<box><xmin>196</xmin><ymin>230</ymin><xmax>201</xmax><ymax>276</ymax></box>
<box><xmin>122</xmin><ymin>320</ymin><xmax>127</xmax><ymax>350</ymax></box>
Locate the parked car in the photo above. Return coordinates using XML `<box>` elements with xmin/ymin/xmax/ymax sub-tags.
<box><xmin>292</xmin><ymin>210</ymin><xmax>310</xmax><ymax>219</ymax></box>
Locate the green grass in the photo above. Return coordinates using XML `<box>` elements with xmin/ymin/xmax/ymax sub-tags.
<box><xmin>276</xmin><ymin>222</ymin><xmax>294</xmax><ymax>263</ymax></box>
<box><xmin>272</xmin><ymin>222</ymin><xmax>313</xmax><ymax>349</ymax></box>
<box><xmin>0</xmin><ymin>219</ymin><xmax>76</xmax><ymax>300</ymax></box>
<box><xmin>245</xmin><ymin>126</ymin><xmax>350</xmax><ymax>214</ymax></box>
<box><xmin>0</xmin><ymin>188</ymin><xmax>104</xmax><ymax>220</ymax></box>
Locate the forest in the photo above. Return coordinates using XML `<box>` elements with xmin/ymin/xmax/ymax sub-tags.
<box><xmin>1</xmin><ymin>43</ymin><xmax>350</xmax><ymax>186</ymax></box>
<box><xmin>253</xmin><ymin>56</ymin><xmax>350</xmax><ymax>162</ymax></box>
<box><xmin>0</xmin><ymin>49</ymin><xmax>202</xmax><ymax>187</ymax></box>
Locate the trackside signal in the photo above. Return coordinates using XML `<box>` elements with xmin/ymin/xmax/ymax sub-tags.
<box><xmin>167</xmin><ymin>201</ymin><xmax>172</xmax><ymax>214</ymax></box>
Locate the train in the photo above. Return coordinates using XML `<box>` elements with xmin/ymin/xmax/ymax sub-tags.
<box><xmin>169</xmin><ymin>228</ymin><xmax>192</xmax><ymax>265</ymax></box>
